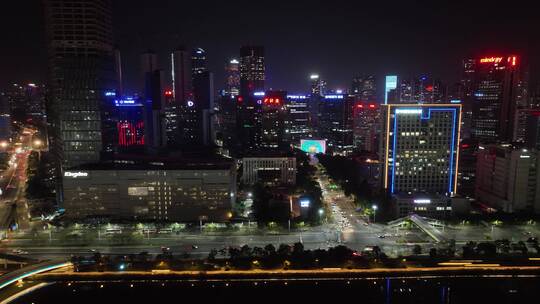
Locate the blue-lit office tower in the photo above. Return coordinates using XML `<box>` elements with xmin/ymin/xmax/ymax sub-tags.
<box><xmin>351</xmin><ymin>75</ymin><xmax>377</xmax><ymax>101</ymax></box>
<box><xmin>318</xmin><ymin>94</ymin><xmax>354</xmax><ymax>155</ymax></box>
<box><xmin>381</xmin><ymin>104</ymin><xmax>462</xmax><ymax>196</ymax></box>
<box><xmin>44</xmin><ymin>0</ymin><xmax>116</xmax><ymax>168</ymax></box>
<box><xmin>284</xmin><ymin>94</ymin><xmax>311</xmax><ymax>145</ymax></box>
<box><xmin>141</xmin><ymin>51</ymin><xmax>167</xmax><ymax>149</ymax></box>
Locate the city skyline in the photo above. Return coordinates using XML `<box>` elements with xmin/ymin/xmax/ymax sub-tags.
<box><xmin>3</xmin><ymin>1</ymin><xmax>540</xmax><ymax>300</ymax></box>
<box><xmin>1</xmin><ymin>1</ymin><xmax>539</xmax><ymax>93</ymax></box>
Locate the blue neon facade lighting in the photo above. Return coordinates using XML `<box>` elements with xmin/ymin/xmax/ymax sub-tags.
<box><xmin>324</xmin><ymin>94</ymin><xmax>344</xmax><ymax>99</ymax></box>
<box><xmin>114</xmin><ymin>96</ymin><xmax>141</xmax><ymax>106</ymax></box>
<box><xmin>287</xmin><ymin>95</ymin><xmax>307</xmax><ymax>99</ymax></box>
<box><xmin>389</xmin><ymin>106</ymin><xmax>459</xmax><ymax>195</ymax></box>
<box><xmin>384</xmin><ymin>75</ymin><xmax>397</xmax><ymax>105</ymax></box>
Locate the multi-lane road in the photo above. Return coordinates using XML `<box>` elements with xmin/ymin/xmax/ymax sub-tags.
<box><xmin>1</xmin><ymin>149</ymin><xmax>540</xmax><ymax>262</ymax></box>
<box><xmin>0</xmin><ymin>129</ymin><xmax>35</xmax><ymax>231</ymax></box>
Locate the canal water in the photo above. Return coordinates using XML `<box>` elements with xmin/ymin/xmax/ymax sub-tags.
<box><xmin>10</xmin><ymin>275</ymin><xmax>539</xmax><ymax>304</ymax></box>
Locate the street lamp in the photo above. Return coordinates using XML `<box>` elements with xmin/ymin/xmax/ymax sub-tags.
<box><xmin>372</xmin><ymin>205</ymin><xmax>378</xmax><ymax>223</ymax></box>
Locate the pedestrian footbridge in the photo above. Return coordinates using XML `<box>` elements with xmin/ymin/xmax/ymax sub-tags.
<box><xmin>388</xmin><ymin>214</ymin><xmax>448</xmax><ymax>243</ymax></box>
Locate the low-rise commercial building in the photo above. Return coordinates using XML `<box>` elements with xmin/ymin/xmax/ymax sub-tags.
<box><xmin>242</xmin><ymin>157</ymin><xmax>296</xmax><ymax>186</ymax></box>
<box><xmin>62</xmin><ymin>159</ymin><xmax>236</xmax><ymax>222</ymax></box>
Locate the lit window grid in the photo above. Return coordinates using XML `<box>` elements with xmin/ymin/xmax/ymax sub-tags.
<box><xmin>383</xmin><ymin>104</ymin><xmax>462</xmax><ymax>196</ymax></box>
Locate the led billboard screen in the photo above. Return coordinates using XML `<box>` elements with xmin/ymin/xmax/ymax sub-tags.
<box><xmin>300</xmin><ymin>139</ymin><xmax>326</xmax><ymax>154</ymax></box>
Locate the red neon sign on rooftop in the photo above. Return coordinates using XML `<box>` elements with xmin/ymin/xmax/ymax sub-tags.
<box><xmin>480</xmin><ymin>57</ymin><xmax>503</xmax><ymax>64</ymax></box>
<box><xmin>263</xmin><ymin>97</ymin><xmax>281</xmax><ymax>105</ymax></box>
<box><xmin>508</xmin><ymin>56</ymin><xmax>517</xmax><ymax>66</ymax></box>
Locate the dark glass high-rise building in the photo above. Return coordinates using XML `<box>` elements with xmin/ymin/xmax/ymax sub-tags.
<box><xmin>239</xmin><ymin>46</ymin><xmax>265</xmax><ymax>96</ymax></box>
<box><xmin>171</xmin><ymin>46</ymin><xmax>192</xmax><ymax>106</ymax></box>
<box><xmin>284</xmin><ymin>94</ymin><xmax>310</xmax><ymax>145</ymax></box>
<box><xmin>471</xmin><ymin>56</ymin><xmax>520</xmax><ymax>143</ymax></box>
<box><xmin>141</xmin><ymin>51</ymin><xmax>167</xmax><ymax>149</ymax></box>
<box><xmin>192</xmin><ymin>71</ymin><xmax>215</xmax><ymax>146</ymax></box>
<box><xmin>44</xmin><ymin>0</ymin><xmax>115</xmax><ymax>167</ymax></box>
<box><xmin>318</xmin><ymin>94</ymin><xmax>354</xmax><ymax>156</ymax></box>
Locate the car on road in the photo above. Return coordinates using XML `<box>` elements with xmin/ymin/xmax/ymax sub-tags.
<box><xmin>11</xmin><ymin>249</ymin><xmax>28</xmax><ymax>255</ymax></box>
<box><xmin>191</xmin><ymin>245</ymin><xmax>199</xmax><ymax>249</ymax></box>
<box><xmin>378</xmin><ymin>235</ymin><xmax>386</xmax><ymax>238</ymax></box>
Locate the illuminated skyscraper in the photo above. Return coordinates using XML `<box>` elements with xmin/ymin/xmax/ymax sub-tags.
<box><xmin>191</xmin><ymin>47</ymin><xmax>207</xmax><ymax>77</ymax></box>
<box><xmin>398</xmin><ymin>76</ymin><xmax>444</xmax><ymax>104</ymax></box>
<box><xmin>239</xmin><ymin>46</ymin><xmax>265</xmax><ymax>96</ymax></box>
<box><xmin>114</xmin><ymin>96</ymin><xmax>145</xmax><ymax>150</ymax></box>
<box><xmin>261</xmin><ymin>91</ymin><xmax>286</xmax><ymax>149</ymax></box>
<box><xmin>351</xmin><ymin>75</ymin><xmax>376</xmax><ymax>101</ymax></box>
<box><xmin>2</xmin><ymin>83</ymin><xmax>46</xmax><ymax>122</ymax></box>
<box><xmin>471</xmin><ymin>55</ymin><xmax>520</xmax><ymax>143</ymax></box>
<box><xmin>353</xmin><ymin>102</ymin><xmax>380</xmax><ymax>153</ymax></box>
<box><xmin>309</xmin><ymin>74</ymin><xmax>326</xmax><ymax>96</ymax></box>
<box><xmin>381</xmin><ymin>104</ymin><xmax>462</xmax><ymax>196</ymax></box>
<box><xmin>225</xmin><ymin>59</ymin><xmax>240</xmax><ymax>96</ymax></box>
<box><xmin>284</xmin><ymin>94</ymin><xmax>310</xmax><ymax>145</ymax></box>
<box><xmin>44</xmin><ymin>0</ymin><xmax>115</xmax><ymax>167</ymax></box>
<box><xmin>384</xmin><ymin>75</ymin><xmax>398</xmax><ymax>104</ymax></box>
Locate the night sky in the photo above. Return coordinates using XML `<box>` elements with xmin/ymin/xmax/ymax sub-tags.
<box><xmin>1</xmin><ymin>1</ymin><xmax>538</xmax><ymax>94</ymax></box>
